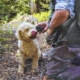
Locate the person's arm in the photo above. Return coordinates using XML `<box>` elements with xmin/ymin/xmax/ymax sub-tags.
<box><xmin>47</xmin><ymin>9</ymin><xmax>70</xmax><ymax>35</ymax></box>
<box><xmin>47</xmin><ymin>0</ymin><xmax>76</xmax><ymax>35</ymax></box>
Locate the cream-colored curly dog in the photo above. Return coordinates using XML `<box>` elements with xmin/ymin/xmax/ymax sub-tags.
<box><xmin>15</xmin><ymin>22</ymin><xmax>41</xmax><ymax>74</ymax></box>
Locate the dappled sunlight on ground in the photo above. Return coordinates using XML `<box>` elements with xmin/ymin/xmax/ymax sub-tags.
<box><xmin>0</xmin><ymin>16</ymin><xmax>50</xmax><ymax>80</ymax></box>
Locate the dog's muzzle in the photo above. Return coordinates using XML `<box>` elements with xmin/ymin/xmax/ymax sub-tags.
<box><xmin>30</xmin><ymin>31</ymin><xmax>37</xmax><ymax>39</ymax></box>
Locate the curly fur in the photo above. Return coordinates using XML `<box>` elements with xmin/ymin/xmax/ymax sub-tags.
<box><xmin>15</xmin><ymin>22</ymin><xmax>41</xmax><ymax>74</ymax></box>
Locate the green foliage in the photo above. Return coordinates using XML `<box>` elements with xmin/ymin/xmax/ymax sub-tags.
<box><xmin>33</xmin><ymin>10</ymin><xmax>51</xmax><ymax>22</ymax></box>
<box><xmin>0</xmin><ymin>0</ymin><xmax>50</xmax><ymax>23</ymax></box>
<box><xmin>0</xmin><ymin>23</ymin><xmax>16</xmax><ymax>53</ymax></box>
<box><xmin>0</xmin><ymin>25</ymin><xmax>12</xmax><ymax>43</ymax></box>
<box><xmin>0</xmin><ymin>0</ymin><xmax>30</xmax><ymax>23</ymax></box>
<box><xmin>40</xmin><ymin>0</ymin><xmax>50</xmax><ymax>11</ymax></box>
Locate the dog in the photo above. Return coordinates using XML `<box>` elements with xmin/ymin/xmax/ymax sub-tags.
<box><xmin>15</xmin><ymin>22</ymin><xmax>41</xmax><ymax>74</ymax></box>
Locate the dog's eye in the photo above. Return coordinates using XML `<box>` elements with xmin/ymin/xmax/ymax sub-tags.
<box><xmin>26</xmin><ymin>29</ymin><xmax>29</xmax><ymax>31</ymax></box>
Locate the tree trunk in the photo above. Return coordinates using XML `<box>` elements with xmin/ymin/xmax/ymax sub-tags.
<box><xmin>30</xmin><ymin>0</ymin><xmax>37</xmax><ymax>14</ymax></box>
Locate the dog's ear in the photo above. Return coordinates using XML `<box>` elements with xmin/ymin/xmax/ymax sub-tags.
<box><xmin>15</xmin><ymin>30</ymin><xmax>22</xmax><ymax>40</ymax></box>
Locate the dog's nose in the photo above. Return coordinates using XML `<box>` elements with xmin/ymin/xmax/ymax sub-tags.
<box><xmin>31</xmin><ymin>31</ymin><xmax>37</xmax><ymax>36</ymax></box>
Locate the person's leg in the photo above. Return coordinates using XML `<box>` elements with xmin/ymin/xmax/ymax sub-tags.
<box><xmin>47</xmin><ymin>9</ymin><xmax>70</xmax><ymax>35</ymax></box>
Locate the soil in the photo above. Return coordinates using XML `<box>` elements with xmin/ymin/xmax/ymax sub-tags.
<box><xmin>0</xmin><ymin>27</ymin><xmax>50</xmax><ymax>80</ymax></box>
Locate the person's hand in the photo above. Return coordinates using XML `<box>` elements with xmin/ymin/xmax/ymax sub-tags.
<box><xmin>36</xmin><ymin>22</ymin><xmax>48</xmax><ymax>33</ymax></box>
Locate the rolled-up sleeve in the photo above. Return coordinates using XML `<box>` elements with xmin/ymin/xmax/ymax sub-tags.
<box><xmin>55</xmin><ymin>0</ymin><xmax>75</xmax><ymax>18</ymax></box>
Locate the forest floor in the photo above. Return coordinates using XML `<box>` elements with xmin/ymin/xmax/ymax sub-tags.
<box><xmin>0</xmin><ymin>18</ymin><xmax>50</xmax><ymax>80</ymax></box>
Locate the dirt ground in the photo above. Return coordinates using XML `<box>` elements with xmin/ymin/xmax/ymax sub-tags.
<box><xmin>0</xmin><ymin>26</ymin><xmax>50</xmax><ymax>80</ymax></box>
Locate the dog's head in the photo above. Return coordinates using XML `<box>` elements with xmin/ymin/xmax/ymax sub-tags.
<box><xmin>16</xmin><ymin>22</ymin><xmax>37</xmax><ymax>41</ymax></box>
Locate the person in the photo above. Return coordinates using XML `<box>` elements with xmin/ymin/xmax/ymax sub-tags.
<box><xmin>36</xmin><ymin>0</ymin><xmax>75</xmax><ymax>36</ymax></box>
<box><xmin>36</xmin><ymin>0</ymin><xmax>80</xmax><ymax>80</ymax></box>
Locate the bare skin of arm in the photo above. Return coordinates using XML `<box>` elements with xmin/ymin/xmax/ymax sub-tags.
<box><xmin>47</xmin><ymin>9</ymin><xmax>70</xmax><ymax>35</ymax></box>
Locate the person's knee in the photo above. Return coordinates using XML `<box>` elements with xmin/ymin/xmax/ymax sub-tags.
<box><xmin>56</xmin><ymin>72</ymin><xmax>69</xmax><ymax>80</ymax></box>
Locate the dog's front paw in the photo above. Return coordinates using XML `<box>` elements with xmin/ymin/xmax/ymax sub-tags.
<box><xmin>31</xmin><ymin>68</ymin><xmax>39</xmax><ymax>74</ymax></box>
<box><xmin>18</xmin><ymin>67</ymin><xmax>24</xmax><ymax>74</ymax></box>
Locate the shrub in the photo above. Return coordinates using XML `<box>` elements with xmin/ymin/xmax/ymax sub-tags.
<box><xmin>33</xmin><ymin>10</ymin><xmax>51</xmax><ymax>22</ymax></box>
